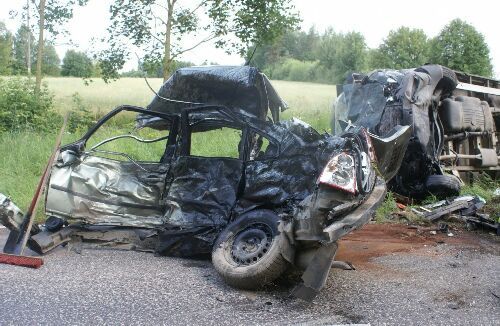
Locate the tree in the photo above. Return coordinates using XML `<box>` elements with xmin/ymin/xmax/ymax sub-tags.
<box><xmin>35</xmin><ymin>43</ymin><xmax>60</xmax><ymax>76</ymax></box>
<box><xmin>99</xmin><ymin>0</ymin><xmax>300</xmax><ymax>82</ymax></box>
<box><xmin>61</xmin><ymin>50</ymin><xmax>93</xmax><ymax>77</ymax></box>
<box><xmin>12</xmin><ymin>24</ymin><xmax>35</xmax><ymax>75</ymax></box>
<box><xmin>15</xmin><ymin>0</ymin><xmax>89</xmax><ymax>92</ymax></box>
<box><xmin>430</xmin><ymin>19</ymin><xmax>493</xmax><ymax>77</ymax></box>
<box><xmin>0</xmin><ymin>22</ymin><xmax>13</xmax><ymax>75</ymax></box>
<box><xmin>248</xmin><ymin>28</ymin><xmax>320</xmax><ymax>70</ymax></box>
<box><xmin>316</xmin><ymin>30</ymin><xmax>367</xmax><ymax>83</ymax></box>
<box><xmin>369</xmin><ymin>27</ymin><xmax>430</xmax><ymax>70</ymax></box>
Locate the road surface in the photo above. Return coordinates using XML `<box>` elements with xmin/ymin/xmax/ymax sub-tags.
<box><xmin>0</xmin><ymin>224</ymin><xmax>498</xmax><ymax>325</ymax></box>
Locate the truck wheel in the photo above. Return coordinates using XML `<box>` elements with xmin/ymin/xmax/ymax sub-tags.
<box><xmin>436</xmin><ymin>66</ymin><xmax>458</xmax><ymax>97</ymax></box>
<box><xmin>212</xmin><ymin>210</ymin><xmax>288</xmax><ymax>290</ymax></box>
<box><xmin>425</xmin><ymin>174</ymin><xmax>461</xmax><ymax>198</ymax></box>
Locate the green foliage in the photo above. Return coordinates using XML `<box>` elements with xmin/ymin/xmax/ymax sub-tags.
<box><xmin>0</xmin><ymin>131</ymin><xmax>74</xmax><ymax>218</ymax></box>
<box><xmin>369</xmin><ymin>27</ymin><xmax>430</xmax><ymax>70</ymax></box>
<box><xmin>22</xmin><ymin>0</ymin><xmax>90</xmax><ymax>37</ymax></box>
<box><xmin>68</xmin><ymin>92</ymin><xmax>94</xmax><ymax>133</ymax></box>
<box><xmin>12</xmin><ymin>26</ymin><xmax>60</xmax><ymax>76</ymax></box>
<box><xmin>430</xmin><ymin>19</ymin><xmax>493</xmax><ymax>77</ymax></box>
<box><xmin>133</xmin><ymin>59</ymin><xmax>194</xmax><ymax>79</ymax></box>
<box><xmin>253</xmin><ymin>20</ymin><xmax>494</xmax><ymax>84</ymax></box>
<box><xmin>460</xmin><ymin>173</ymin><xmax>499</xmax><ymax>202</ymax></box>
<box><xmin>12</xmin><ymin>25</ymin><xmax>35</xmax><ymax>75</ymax></box>
<box><xmin>310</xmin><ymin>30</ymin><xmax>368</xmax><ymax>83</ymax></box>
<box><xmin>329</xmin><ymin>31</ymin><xmax>367</xmax><ymax>84</ymax></box>
<box><xmin>0</xmin><ymin>22</ymin><xmax>13</xmax><ymax>75</ymax></box>
<box><xmin>375</xmin><ymin>192</ymin><xmax>398</xmax><ymax>222</ymax></box>
<box><xmin>256</xmin><ymin>28</ymin><xmax>367</xmax><ymax>84</ymax></box>
<box><xmin>461</xmin><ymin>173</ymin><xmax>499</xmax><ymax>222</ymax></box>
<box><xmin>267</xmin><ymin>58</ymin><xmax>319</xmax><ymax>82</ymax></box>
<box><xmin>99</xmin><ymin>0</ymin><xmax>299</xmax><ymax>81</ymax></box>
<box><xmin>35</xmin><ymin>43</ymin><xmax>61</xmax><ymax>76</ymax></box>
<box><xmin>61</xmin><ymin>50</ymin><xmax>93</xmax><ymax>77</ymax></box>
<box><xmin>0</xmin><ymin>77</ymin><xmax>59</xmax><ymax>132</ymax></box>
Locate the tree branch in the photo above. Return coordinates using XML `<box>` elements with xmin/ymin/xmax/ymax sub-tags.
<box><xmin>152</xmin><ymin>2</ymin><xmax>168</xmax><ymax>11</ymax></box>
<box><xmin>151</xmin><ymin>10</ymin><xmax>168</xmax><ymax>26</ymax></box>
<box><xmin>186</xmin><ymin>1</ymin><xmax>204</xmax><ymax>17</ymax></box>
<box><xmin>171</xmin><ymin>34</ymin><xmax>218</xmax><ymax>59</ymax></box>
<box><xmin>130</xmin><ymin>15</ymin><xmax>164</xmax><ymax>44</ymax></box>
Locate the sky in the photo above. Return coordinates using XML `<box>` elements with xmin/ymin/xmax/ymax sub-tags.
<box><xmin>1</xmin><ymin>0</ymin><xmax>499</xmax><ymax>78</ymax></box>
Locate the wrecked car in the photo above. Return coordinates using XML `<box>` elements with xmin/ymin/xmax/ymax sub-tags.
<box><xmin>2</xmin><ymin>66</ymin><xmax>411</xmax><ymax>299</ymax></box>
<box><xmin>333</xmin><ymin>64</ymin><xmax>499</xmax><ymax>199</ymax></box>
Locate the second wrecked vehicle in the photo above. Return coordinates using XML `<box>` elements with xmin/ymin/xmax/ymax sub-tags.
<box><xmin>2</xmin><ymin>66</ymin><xmax>410</xmax><ymax>299</ymax></box>
<box><xmin>334</xmin><ymin>64</ymin><xmax>499</xmax><ymax>199</ymax></box>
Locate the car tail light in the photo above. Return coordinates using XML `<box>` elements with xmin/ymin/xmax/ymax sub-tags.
<box><xmin>318</xmin><ymin>152</ymin><xmax>357</xmax><ymax>194</ymax></box>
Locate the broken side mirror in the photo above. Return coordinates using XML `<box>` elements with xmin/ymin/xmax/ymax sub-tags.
<box><xmin>368</xmin><ymin>125</ymin><xmax>411</xmax><ymax>181</ymax></box>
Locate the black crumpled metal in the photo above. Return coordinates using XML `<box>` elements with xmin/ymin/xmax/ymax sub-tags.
<box><xmin>156</xmin><ymin>120</ymin><xmax>345</xmax><ymax>256</ymax></box>
<box><xmin>137</xmin><ymin>66</ymin><xmax>287</xmax><ymax>128</ymax></box>
<box><xmin>337</xmin><ymin>66</ymin><xmax>446</xmax><ymax>197</ymax></box>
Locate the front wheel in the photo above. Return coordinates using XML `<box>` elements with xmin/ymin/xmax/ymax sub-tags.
<box><xmin>212</xmin><ymin>210</ymin><xmax>288</xmax><ymax>290</ymax></box>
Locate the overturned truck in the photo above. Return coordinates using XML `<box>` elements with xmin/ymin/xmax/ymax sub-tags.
<box><xmin>333</xmin><ymin>64</ymin><xmax>499</xmax><ymax>199</ymax></box>
<box><xmin>1</xmin><ymin>66</ymin><xmax>411</xmax><ymax>300</ymax></box>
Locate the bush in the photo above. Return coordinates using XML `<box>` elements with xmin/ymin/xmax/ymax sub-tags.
<box><xmin>267</xmin><ymin>58</ymin><xmax>320</xmax><ymax>82</ymax></box>
<box><xmin>0</xmin><ymin>77</ymin><xmax>60</xmax><ymax>132</ymax></box>
<box><xmin>68</xmin><ymin>92</ymin><xmax>94</xmax><ymax>133</ymax></box>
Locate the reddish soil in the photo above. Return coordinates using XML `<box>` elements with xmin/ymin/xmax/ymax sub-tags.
<box><xmin>336</xmin><ymin>223</ymin><xmax>498</xmax><ymax>269</ymax></box>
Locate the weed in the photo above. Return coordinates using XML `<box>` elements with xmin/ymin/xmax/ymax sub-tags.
<box><xmin>375</xmin><ymin>192</ymin><xmax>398</xmax><ymax>222</ymax></box>
<box><xmin>68</xmin><ymin>92</ymin><xmax>95</xmax><ymax>133</ymax></box>
<box><xmin>460</xmin><ymin>173</ymin><xmax>499</xmax><ymax>202</ymax></box>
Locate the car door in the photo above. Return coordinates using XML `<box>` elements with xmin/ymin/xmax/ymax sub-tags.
<box><xmin>163</xmin><ymin>108</ymin><xmax>246</xmax><ymax>233</ymax></box>
<box><xmin>45</xmin><ymin>106</ymin><xmax>178</xmax><ymax>228</ymax></box>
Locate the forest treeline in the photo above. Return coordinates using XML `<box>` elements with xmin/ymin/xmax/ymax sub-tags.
<box><xmin>248</xmin><ymin>19</ymin><xmax>494</xmax><ymax>84</ymax></box>
<box><xmin>0</xmin><ymin>18</ymin><xmax>494</xmax><ymax>83</ymax></box>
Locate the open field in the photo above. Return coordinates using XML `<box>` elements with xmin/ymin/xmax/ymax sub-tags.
<box><xmin>0</xmin><ymin>77</ymin><xmax>337</xmax><ymax>212</ymax></box>
<box><xmin>45</xmin><ymin>77</ymin><xmax>337</xmax><ymax>132</ymax></box>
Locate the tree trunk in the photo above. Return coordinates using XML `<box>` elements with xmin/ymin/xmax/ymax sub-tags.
<box><xmin>27</xmin><ymin>0</ymin><xmax>31</xmax><ymax>76</ymax></box>
<box><xmin>35</xmin><ymin>0</ymin><xmax>46</xmax><ymax>94</ymax></box>
<box><xmin>162</xmin><ymin>0</ymin><xmax>174</xmax><ymax>82</ymax></box>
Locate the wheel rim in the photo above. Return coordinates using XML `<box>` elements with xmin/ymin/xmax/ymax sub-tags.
<box><xmin>229</xmin><ymin>223</ymin><xmax>274</xmax><ymax>266</ymax></box>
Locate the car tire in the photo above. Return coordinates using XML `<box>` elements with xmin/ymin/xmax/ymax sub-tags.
<box><xmin>212</xmin><ymin>209</ymin><xmax>288</xmax><ymax>290</ymax></box>
<box><xmin>425</xmin><ymin>174</ymin><xmax>461</xmax><ymax>198</ymax></box>
<box><xmin>436</xmin><ymin>66</ymin><xmax>458</xmax><ymax>97</ymax></box>
<box><xmin>45</xmin><ymin>216</ymin><xmax>66</xmax><ymax>232</ymax></box>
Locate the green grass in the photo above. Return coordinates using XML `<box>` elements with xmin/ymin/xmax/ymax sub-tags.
<box><xmin>375</xmin><ymin>192</ymin><xmax>398</xmax><ymax>222</ymax></box>
<box><xmin>43</xmin><ymin>77</ymin><xmax>337</xmax><ymax>128</ymax></box>
<box><xmin>0</xmin><ymin>77</ymin><xmax>337</xmax><ymax>214</ymax></box>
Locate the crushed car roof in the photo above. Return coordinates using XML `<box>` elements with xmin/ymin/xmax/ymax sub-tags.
<box><xmin>140</xmin><ymin>66</ymin><xmax>288</xmax><ymax>129</ymax></box>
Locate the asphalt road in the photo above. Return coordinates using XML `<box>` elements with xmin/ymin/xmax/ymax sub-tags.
<box><xmin>0</xmin><ymin>225</ymin><xmax>499</xmax><ymax>325</ymax></box>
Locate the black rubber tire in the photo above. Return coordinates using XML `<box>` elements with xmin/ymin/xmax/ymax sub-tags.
<box><xmin>45</xmin><ymin>216</ymin><xmax>65</xmax><ymax>232</ymax></box>
<box><xmin>436</xmin><ymin>66</ymin><xmax>458</xmax><ymax>97</ymax></box>
<box><xmin>212</xmin><ymin>209</ymin><xmax>288</xmax><ymax>290</ymax></box>
<box><xmin>425</xmin><ymin>174</ymin><xmax>461</xmax><ymax>198</ymax></box>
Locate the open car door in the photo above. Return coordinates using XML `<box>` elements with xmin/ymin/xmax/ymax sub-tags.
<box><xmin>45</xmin><ymin>106</ymin><xmax>179</xmax><ymax>228</ymax></box>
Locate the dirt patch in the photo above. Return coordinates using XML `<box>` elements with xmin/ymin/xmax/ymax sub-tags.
<box><xmin>336</xmin><ymin>223</ymin><xmax>498</xmax><ymax>268</ymax></box>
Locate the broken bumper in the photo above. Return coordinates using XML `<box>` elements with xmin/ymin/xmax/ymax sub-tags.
<box><xmin>322</xmin><ymin>180</ymin><xmax>386</xmax><ymax>242</ymax></box>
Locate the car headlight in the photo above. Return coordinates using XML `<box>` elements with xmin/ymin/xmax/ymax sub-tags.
<box><xmin>318</xmin><ymin>152</ymin><xmax>357</xmax><ymax>194</ymax></box>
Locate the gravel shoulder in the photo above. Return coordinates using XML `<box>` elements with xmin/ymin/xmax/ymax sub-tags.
<box><xmin>0</xmin><ymin>224</ymin><xmax>498</xmax><ymax>325</ymax></box>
